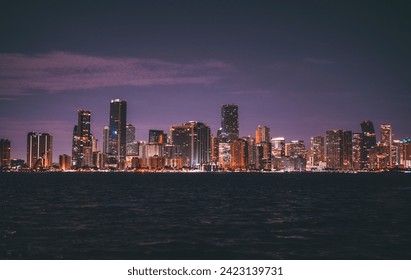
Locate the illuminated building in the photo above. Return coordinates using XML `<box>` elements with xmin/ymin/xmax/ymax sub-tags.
<box><xmin>72</xmin><ymin>110</ymin><xmax>92</xmax><ymax>168</ymax></box>
<box><xmin>255</xmin><ymin>125</ymin><xmax>270</xmax><ymax>144</ymax></box>
<box><xmin>149</xmin><ymin>130</ymin><xmax>167</xmax><ymax>144</ymax></box>
<box><xmin>360</xmin><ymin>120</ymin><xmax>377</xmax><ymax>170</ymax></box>
<box><xmin>242</xmin><ymin>136</ymin><xmax>256</xmax><ymax>169</ymax></box>
<box><xmin>218</xmin><ymin>142</ymin><xmax>231</xmax><ymax>170</ymax></box>
<box><xmin>27</xmin><ymin>132</ymin><xmax>53</xmax><ymax>169</ymax></box>
<box><xmin>352</xmin><ymin>133</ymin><xmax>363</xmax><ymax>170</ymax></box>
<box><xmin>220</xmin><ymin>104</ymin><xmax>239</xmax><ymax>143</ymax></box>
<box><xmin>59</xmin><ymin>154</ymin><xmax>71</xmax><ymax>170</ymax></box>
<box><xmin>271</xmin><ymin>137</ymin><xmax>285</xmax><ymax>158</ymax></box>
<box><xmin>102</xmin><ymin>126</ymin><xmax>109</xmax><ymax>154</ymax></box>
<box><xmin>126</xmin><ymin>123</ymin><xmax>138</xmax><ymax>156</ymax></box>
<box><xmin>380</xmin><ymin>124</ymin><xmax>393</xmax><ymax>167</ymax></box>
<box><xmin>0</xmin><ymin>139</ymin><xmax>11</xmax><ymax>169</ymax></box>
<box><xmin>108</xmin><ymin>99</ymin><xmax>127</xmax><ymax>167</ymax></box>
<box><xmin>403</xmin><ymin>138</ymin><xmax>411</xmax><ymax>168</ymax></box>
<box><xmin>309</xmin><ymin>136</ymin><xmax>324</xmax><ymax>166</ymax></box>
<box><xmin>326</xmin><ymin>130</ymin><xmax>343</xmax><ymax>169</ymax></box>
<box><xmin>230</xmin><ymin>138</ymin><xmax>248</xmax><ymax>170</ymax></box>
<box><xmin>325</xmin><ymin>130</ymin><xmax>352</xmax><ymax>170</ymax></box>
<box><xmin>171</xmin><ymin>122</ymin><xmax>210</xmax><ymax>168</ymax></box>
<box><xmin>210</xmin><ymin>135</ymin><xmax>219</xmax><ymax>165</ymax></box>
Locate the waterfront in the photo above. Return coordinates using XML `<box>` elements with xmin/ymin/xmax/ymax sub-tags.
<box><xmin>1</xmin><ymin>173</ymin><xmax>410</xmax><ymax>259</ymax></box>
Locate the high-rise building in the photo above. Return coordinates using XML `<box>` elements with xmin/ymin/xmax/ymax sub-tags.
<box><xmin>102</xmin><ymin>126</ymin><xmax>109</xmax><ymax>154</ymax></box>
<box><xmin>403</xmin><ymin>138</ymin><xmax>411</xmax><ymax>168</ymax></box>
<box><xmin>352</xmin><ymin>133</ymin><xmax>363</xmax><ymax>170</ymax></box>
<box><xmin>380</xmin><ymin>124</ymin><xmax>393</xmax><ymax>167</ymax></box>
<box><xmin>360</xmin><ymin>120</ymin><xmax>377</xmax><ymax>170</ymax></box>
<box><xmin>72</xmin><ymin>110</ymin><xmax>92</xmax><ymax>168</ymax></box>
<box><xmin>0</xmin><ymin>139</ymin><xmax>11</xmax><ymax>169</ymax></box>
<box><xmin>149</xmin><ymin>130</ymin><xmax>167</xmax><ymax>144</ymax></box>
<box><xmin>27</xmin><ymin>132</ymin><xmax>53</xmax><ymax>169</ymax></box>
<box><xmin>309</xmin><ymin>136</ymin><xmax>324</xmax><ymax>166</ymax></box>
<box><xmin>108</xmin><ymin>99</ymin><xmax>127</xmax><ymax>165</ymax></box>
<box><xmin>171</xmin><ymin>122</ymin><xmax>211</xmax><ymax>168</ymax></box>
<box><xmin>342</xmin><ymin>130</ymin><xmax>353</xmax><ymax>169</ymax></box>
<box><xmin>59</xmin><ymin>154</ymin><xmax>71</xmax><ymax>170</ymax></box>
<box><xmin>255</xmin><ymin>125</ymin><xmax>270</xmax><ymax>144</ymax></box>
<box><xmin>220</xmin><ymin>104</ymin><xmax>239</xmax><ymax>143</ymax></box>
<box><xmin>326</xmin><ymin>130</ymin><xmax>343</xmax><ymax>169</ymax></box>
<box><xmin>271</xmin><ymin>137</ymin><xmax>285</xmax><ymax>158</ymax></box>
<box><xmin>230</xmin><ymin>138</ymin><xmax>248</xmax><ymax>170</ymax></box>
<box><xmin>325</xmin><ymin>130</ymin><xmax>352</xmax><ymax>170</ymax></box>
<box><xmin>126</xmin><ymin>123</ymin><xmax>138</xmax><ymax>156</ymax></box>
<box><xmin>255</xmin><ymin>142</ymin><xmax>272</xmax><ymax>170</ymax></box>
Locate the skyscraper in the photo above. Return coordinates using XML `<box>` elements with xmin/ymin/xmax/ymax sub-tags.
<box><xmin>255</xmin><ymin>125</ymin><xmax>270</xmax><ymax>144</ymax></box>
<box><xmin>108</xmin><ymin>99</ymin><xmax>127</xmax><ymax>165</ymax></box>
<box><xmin>27</xmin><ymin>132</ymin><xmax>53</xmax><ymax>169</ymax></box>
<box><xmin>126</xmin><ymin>123</ymin><xmax>138</xmax><ymax>156</ymax></box>
<box><xmin>0</xmin><ymin>139</ymin><xmax>11</xmax><ymax>169</ymax></box>
<box><xmin>360</xmin><ymin>120</ymin><xmax>377</xmax><ymax>169</ymax></box>
<box><xmin>102</xmin><ymin>125</ymin><xmax>109</xmax><ymax>154</ymax></box>
<box><xmin>326</xmin><ymin>130</ymin><xmax>343</xmax><ymax>169</ymax></box>
<box><xmin>220</xmin><ymin>104</ymin><xmax>239</xmax><ymax>143</ymax></box>
<box><xmin>380</xmin><ymin>124</ymin><xmax>393</xmax><ymax>167</ymax></box>
<box><xmin>72</xmin><ymin>110</ymin><xmax>92</xmax><ymax>168</ymax></box>
<box><xmin>230</xmin><ymin>138</ymin><xmax>248</xmax><ymax>170</ymax></box>
<box><xmin>309</xmin><ymin>136</ymin><xmax>324</xmax><ymax>166</ymax></box>
<box><xmin>171</xmin><ymin>121</ymin><xmax>211</xmax><ymax>168</ymax></box>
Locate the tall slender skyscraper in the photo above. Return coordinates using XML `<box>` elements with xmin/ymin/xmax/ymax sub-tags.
<box><xmin>72</xmin><ymin>110</ymin><xmax>92</xmax><ymax>168</ymax></box>
<box><xmin>108</xmin><ymin>99</ymin><xmax>127</xmax><ymax>165</ymax></box>
<box><xmin>360</xmin><ymin>120</ymin><xmax>377</xmax><ymax>169</ymax></box>
<box><xmin>0</xmin><ymin>139</ymin><xmax>11</xmax><ymax>169</ymax></box>
<box><xmin>220</xmin><ymin>104</ymin><xmax>239</xmax><ymax>143</ymax></box>
<box><xmin>102</xmin><ymin>126</ymin><xmax>109</xmax><ymax>154</ymax></box>
<box><xmin>380</xmin><ymin>124</ymin><xmax>393</xmax><ymax>167</ymax></box>
<box><xmin>326</xmin><ymin>130</ymin><xmax>352</xmax><ymax>170</ymax></box>
<box><xmin>310</xmin><ymin>136</ymin><xmax>324</xmax><ymax>166</ymax></box>
<box><xmin>27</xmin><ymin>132</ymin><xmax>53</xmax><ymax>169</ymax></box>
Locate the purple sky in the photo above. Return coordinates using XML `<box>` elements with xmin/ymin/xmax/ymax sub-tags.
<box><xmin>1</xmin><ymin>1</ymin><xmax>410</xmax><ymax>161</ymax></box>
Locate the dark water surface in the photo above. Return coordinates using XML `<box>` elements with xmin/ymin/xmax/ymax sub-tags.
<box><xmin>1</xmin><ymin>173</ymin><xmax>410</xmax><ymax>259</ymax></box>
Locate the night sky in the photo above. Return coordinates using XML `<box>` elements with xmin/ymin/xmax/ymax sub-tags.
<box><xmin>1</xmin><ymin>1</ymin><xmax>410</xmax><ymax>161</ymax></box>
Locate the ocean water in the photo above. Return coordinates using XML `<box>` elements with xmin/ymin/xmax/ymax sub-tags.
<box><xmin>1</xmin><ymin>172</ymin><xmax>410</xmax><ymax>260</ymax></box>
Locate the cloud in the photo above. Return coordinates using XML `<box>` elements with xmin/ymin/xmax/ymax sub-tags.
<box><xmin>304</xmin><ymin>58</ymin><xmax>336</xmax><ymax>65</ymax></box>
<box><xmin>0</xmin><ymin>52</ymin><xmax>232</xmax><ymax>95</ymax></box>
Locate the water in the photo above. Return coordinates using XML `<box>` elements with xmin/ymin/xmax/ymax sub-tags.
<box><xmin>1</xmin><ymin>172</ymin><xmax>410</xmax><ymax>259</ymax></box>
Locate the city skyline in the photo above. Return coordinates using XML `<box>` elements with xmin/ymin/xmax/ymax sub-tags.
<box><xmin>1</xmin><ymin>1</ymin><xmax>411</xmax><ymax>161</ymax></box>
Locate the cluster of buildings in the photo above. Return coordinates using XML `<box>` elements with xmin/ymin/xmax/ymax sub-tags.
<box><xmin>1</xmin><ymin>100</ymin><xmax>411</xmax><ymax>172</ymax></box>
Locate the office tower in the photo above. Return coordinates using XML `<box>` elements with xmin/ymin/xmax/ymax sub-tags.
<box><xmin>171</xmin><ymin>122</ymin><xmax>210</xmax><ymax>168</ymax></box>
<box><xmin>108</xmin><ymin>99</ymin><xmax>127</xmax><ymax>165</ymax></box>
<box><xmin>126</xmin><ymin>123</ymin><xmax>138</xmax><ymax>156</ymax></box>
<box><xmin>220</xmin><ymin>104</ymin><xmax>239</xmax><ymax>143</ymax></box>
<box><xmin>360</xmin><ymin>120</ymin><xmax>377</xmax><ymax>169</ymax></box>
<box><xmin>380</xmin><ymin>124</ymin><xmax>393</xmax><ymax>167</ymax></box>
<box><xmin>352</xmin><ymin>133</ymin><xmax>363</xmax><ymax>170</ymax></box>
<box><xmin>403</xmin><ymin>138</ymin><xmax>411</xmax><ymax>168</ymax></box>
<box><xmin>149</xmin><ymin>130</ymin><xmax>167</xmax><ymax>144</ymax></box>
<box><xmin>255</xmin><ymin>142</ymin><xmax>272</xmax><ymax>170</ymax></box>
<box><xmin>326</xmin><ymin>130</ymin><xmax>343</xmax><ymax>169</ymax></box>
<box><xmin>59</xmin><ymin>154</ymin><xmax>71</xmax><ymax>170</ymax></box>
<box><xmin>0</xmin><ymin>139</ymin><xmax>11</xmax><ymax>169</ymax></box>
<box><xmin>102</xmin><ymin>126</ymin><xmax>109</xmax><ymax>154</ymax></box>
<box><xmin>210</xmin><ymin>135</ymin><xmax>219</xmax><ymax>165</ymax></box>
<box><xmin>290</xmin><ymin>140</ymin><xmax>306</xmax><ymax>158</ymax></box>
<box><xmin>309</xmin><ymin>136</ymin><xmax>324</xmax><ymax>166</ymax></box>
<box><xmin>242</xmin><ymin>136</ymin><xmax>256</xmax><ymax>169</ymax></box>
<box><xmin>271</xmin><ymin>137</ymin><xmax>285</xmax><ymax>158</ymax></box>
<box><xmin>230</xmin><ymin>138</ymin><xmax>248</xmax><ymax>170</ymax></box>
<box><xmin>218</xmin><ymin>142</ymin><xmax>231</xmax><ymax>170</ymax></box>
<box><xmin>342</xmin><ymin>131</ymin><xmax>353</xmax><ymax>169</ymax></box>
<box><xmin>27</xmin><ymin>132</ymin><xmax>53</xmax><ymax>169</ymax></box>
<box><xmin>170</xmin><ymin>125</ymin><xmax>191</xmax><ymax>166</ymax></box>
<box><xmin>255</xmin><ymin>125</ymin><xmax>270</xmax><ymax>144</ymax></box>
<box><xmin>72</xmin><ymin>110</ymin><xmax>92</xmax><ymax>168</ymax></box>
